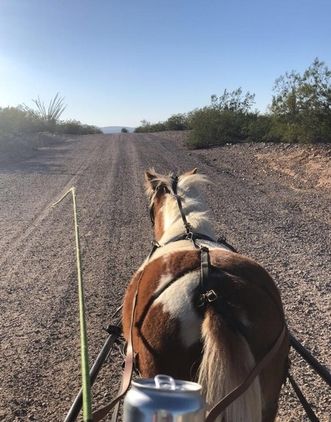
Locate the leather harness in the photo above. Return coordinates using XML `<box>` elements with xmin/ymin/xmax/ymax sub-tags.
<box><xmin>92</xmin><ymin>175</ymin><xmax>288</xmax><ymax>422</ymax></box>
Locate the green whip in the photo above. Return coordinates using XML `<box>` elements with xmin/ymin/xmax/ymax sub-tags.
<box><xmin>53</xmin><ymin>187</ymin><xmax>92</xmax><ymax>422</ymax></box>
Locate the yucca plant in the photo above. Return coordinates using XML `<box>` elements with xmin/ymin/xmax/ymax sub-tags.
<box><xmin>23</xmin><ymin>93</ymin><xmax>66</xmax><ymax>129</ymax></box>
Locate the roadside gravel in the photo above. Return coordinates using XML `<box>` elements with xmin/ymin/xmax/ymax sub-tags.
<box><xmin>0</xmin><ymin>133</ymin><xmax>329</xmax><ymax>421</ymax></box>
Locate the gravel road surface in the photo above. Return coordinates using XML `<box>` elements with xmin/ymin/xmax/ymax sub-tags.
<box><xmin>0</xmin><ymin>133</ymin><xmax>329</xmax><ymax>421</ymax></box>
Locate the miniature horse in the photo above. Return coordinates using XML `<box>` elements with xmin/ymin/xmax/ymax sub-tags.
<box><xmin>122</xmin><ymin>169</ymin><xmax>289</xmax><ymax>422</ymax></box>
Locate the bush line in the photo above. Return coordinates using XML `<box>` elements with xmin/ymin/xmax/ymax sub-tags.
<box><xmin>135</xmin><ymin>58</ymin><xmax>331</xmax><ymax>148</ymax></box>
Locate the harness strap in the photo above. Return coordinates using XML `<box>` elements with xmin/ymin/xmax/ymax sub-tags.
<box><xmin>196</xmin><ymin>247</ymin><xmax>218</xmax><ymax>307</ymax></box>
<box><xmin>205</xmin><ymin>325</ymin><xmax>287</xmax><ymax>422</ymax></box>
<box><xmin>200</xmin><ymin>247</ymin><xmax>210</xmax><ymax>291</ymax></box>
<box><xmin>149</xmin><ymin>239</ymin><xmax>161</xmax><ymax>258</ymax></box>
<box><xmin>217</xmin><ymin>235</ymin><xmax>238</xmax><ymax>253</ymax></box>
<box><xmin>163</xmin><ymin>232</ymin><xmax>216</xmax><ymax>247</ymax></box>
<box><xmin>171</xmin><ymin>176</ymin><xmax>193</xmax><ymax>235</ymax></box>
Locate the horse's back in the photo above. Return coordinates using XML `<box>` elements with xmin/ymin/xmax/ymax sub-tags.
<box><xmin>123</xmin><ymin>245</ymin><xmax>286</xmax><ymax>358</ymax></box>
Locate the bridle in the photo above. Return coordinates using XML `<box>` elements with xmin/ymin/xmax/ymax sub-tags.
<box><xmin>148</xmin><ymin>176</ymin><xmax>182</xmax><ymax>228</ymax></box>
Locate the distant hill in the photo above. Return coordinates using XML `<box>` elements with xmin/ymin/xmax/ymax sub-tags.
<box><xmin>101</xmin><ymin>126</ymin><xmax>135</xmax><ymax>134</ymax></box>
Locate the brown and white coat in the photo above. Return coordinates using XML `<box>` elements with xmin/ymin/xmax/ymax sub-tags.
<box><xmin>122</xmin><ymin>170</ymin><xmax>289</xmax><ymax>422</ymax></box>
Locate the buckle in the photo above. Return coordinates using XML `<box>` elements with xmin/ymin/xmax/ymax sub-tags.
<box><xmin>197</xmin><ymin>290</ymin><xmax>218</xmax><ymax>307</ymax></box>
<box><xmin>151</xmin><ymin>240</ymin><xmax>161</xmax><ymax>248</ymax></box>
<box><xmin>185</xmin><ymin>231</ymin><xmax>194</xmax><ymax>240</ymax></box>
<box><xmin>205</xmin><ymin>290</ymin><xmax>218</xmax><ymax>303</ymax></box>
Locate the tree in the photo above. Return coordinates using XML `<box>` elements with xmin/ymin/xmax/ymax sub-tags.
<box><xmin>165</xmin><ymin>113</ymin><xmax>189</xmax><ymax>130</ymax></box>
<box><xmin>270</xmin><ymin>58</ymin><xmax>331</xmax><ymax>142</ymax></box>
<box><xmin>210</xmin><ymin>88</ymin><xmax>255</xmax><ymax>113</ymax></box>
<box><xmin>121</xmin><ymin>127</ymin><xmax>128</xmax><ymax>133</ymax></box>
<box><xmin>271</xmin><ymin>70</ymin><xmax>301</xmax><ymax>117</ymax></box>
<box><xmin>271</xmin><ymin>58</ymin><xmax>331</xmax><ymax>116</ymax></box>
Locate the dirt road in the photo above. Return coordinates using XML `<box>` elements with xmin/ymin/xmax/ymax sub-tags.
<box><xmin>0</xmin><ymin>133</ymin><xmax>330</xmax><ymax>421</ymax></box>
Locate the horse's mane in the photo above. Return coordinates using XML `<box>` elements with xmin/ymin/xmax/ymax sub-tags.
<box><xmin>145</xmin><ymin>168</ymin><xmax>210</xmax><ymax>202</ymax></box>
<box><xmin>145</xmin><ymin>169</ymin><xmax>215</xmax><ymax>242</ymax></box>
<box><xmin>177</xmin><ymin>172</ymin><xmax>210</xmax><ymax>195</ymax></box>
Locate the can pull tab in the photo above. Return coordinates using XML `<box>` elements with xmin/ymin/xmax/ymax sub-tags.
<box><xmin>154</xmin><ymin>374</ymin><xmax>176</xmax><ymax>390</ymax></box>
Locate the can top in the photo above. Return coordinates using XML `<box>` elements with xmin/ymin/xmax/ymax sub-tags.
<box><xmin>132</xmin><ymin>375</ymin><xmax>202</xmax><ymax>393</ymax></box>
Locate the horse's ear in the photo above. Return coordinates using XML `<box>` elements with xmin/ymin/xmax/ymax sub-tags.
<box><xmin>145</xmin><ymin>169</ymin><xmax>158</xmax><ymax>194</ymax></box>
<box><xmin>145</xmin><ymin>169</ymin><xmax>156</xmax><ymax>181</ymax></box>
<box><xmin>183</xmin><ymin>168</ymin><xmax>197</xmax><ymax>176</ymax></box>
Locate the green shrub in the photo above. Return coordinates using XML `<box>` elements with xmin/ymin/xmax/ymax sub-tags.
<box><xmin>134</xmin><ymin>120</ymin><xmax>167</xmax><ymax>133</ymax></box>
<box><xmin>134</xmin><ymin>114</ymin><xmax>190</xmax><ymax>133</ymax></box>
<box><xmin>164</xmin><ymin>113</ymin><xmax>189</xmax><ymax>131</ymax></box>
<box><xmin>0</xmin><ymin>107</ymin><xmax>44</xmax><ymax>134</ymax></box>
<box><xmin>184</xmin><ymin>89</ymin><xmax>257</xmax><ymax>148</ymax></box>
<box><xmin>247</xmin><ymin>115</ymin><xmax>273</xmax><ymax>142</ymax></box>
<box><xmin>186</xmin><ymin>108</ymin><xmax>226</xmax><ymax>148</ymax></box>
<box><xmin>57</xmin><ymin>120</ymin><xmax>102</xmax><ymax>135</ymax></box>
<box><xmin>270</xmin><ymin>58</ymin><xmax>331</xmax><ymax>143</ymax></box>
<box><xmin>0</xmin><ymin>104</ymin><xmax>102</xmax><ymax>137</ymax></box>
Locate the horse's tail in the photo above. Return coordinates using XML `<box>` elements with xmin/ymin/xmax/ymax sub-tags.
<box><xmin>198</xmin><ymin>307</ymin><xmax>262</xmax><ymax>422</ymax></box>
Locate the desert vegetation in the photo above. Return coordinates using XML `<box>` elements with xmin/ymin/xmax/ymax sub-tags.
<box><xmin>0</xmin><ymin>93</ymin><xmax>101</xmax><ymax>139</ymax></box>
<box><xmin>0</xmin><ymin>94</ymin><xmax>102</xmax><ymax>160</ymax></box>
<box><xmin>135</xmin><ymin>58</ymin><xmax>331</xmax><ymax>148</ymax></box>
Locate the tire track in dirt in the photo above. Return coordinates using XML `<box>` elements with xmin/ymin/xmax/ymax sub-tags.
<box><xmin>0</xmin><ymin>136</ymin><xmax>104</xmax><ymax>270</ymax></box>
<box><xmin>0</xmin><ymin>135</ymin><xmax>124</xmax><ymax>420</ymax></box>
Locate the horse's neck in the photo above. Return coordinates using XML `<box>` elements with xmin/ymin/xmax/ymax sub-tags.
<box><xmin>158</xmin><ymin>205</ymin><xmax>216</xmax><ymax>245</ymax></box>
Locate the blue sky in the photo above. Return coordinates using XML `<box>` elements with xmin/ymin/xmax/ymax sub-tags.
<box><xmin>0</xmin><ymin>0</ymin><xmax>330</xmax><ymax>127</ymax></box>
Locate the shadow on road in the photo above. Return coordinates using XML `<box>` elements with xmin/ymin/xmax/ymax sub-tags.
<box><xmin>0</xmin><ymin>138</ymin><xmax>75</xmax><ymax>175</ymax></box>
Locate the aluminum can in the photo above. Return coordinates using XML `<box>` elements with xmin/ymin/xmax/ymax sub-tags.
<box><xmin>123</xmin><ymin>374</ymin><xmax>205</xmax><ymax>421</ymax></box>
